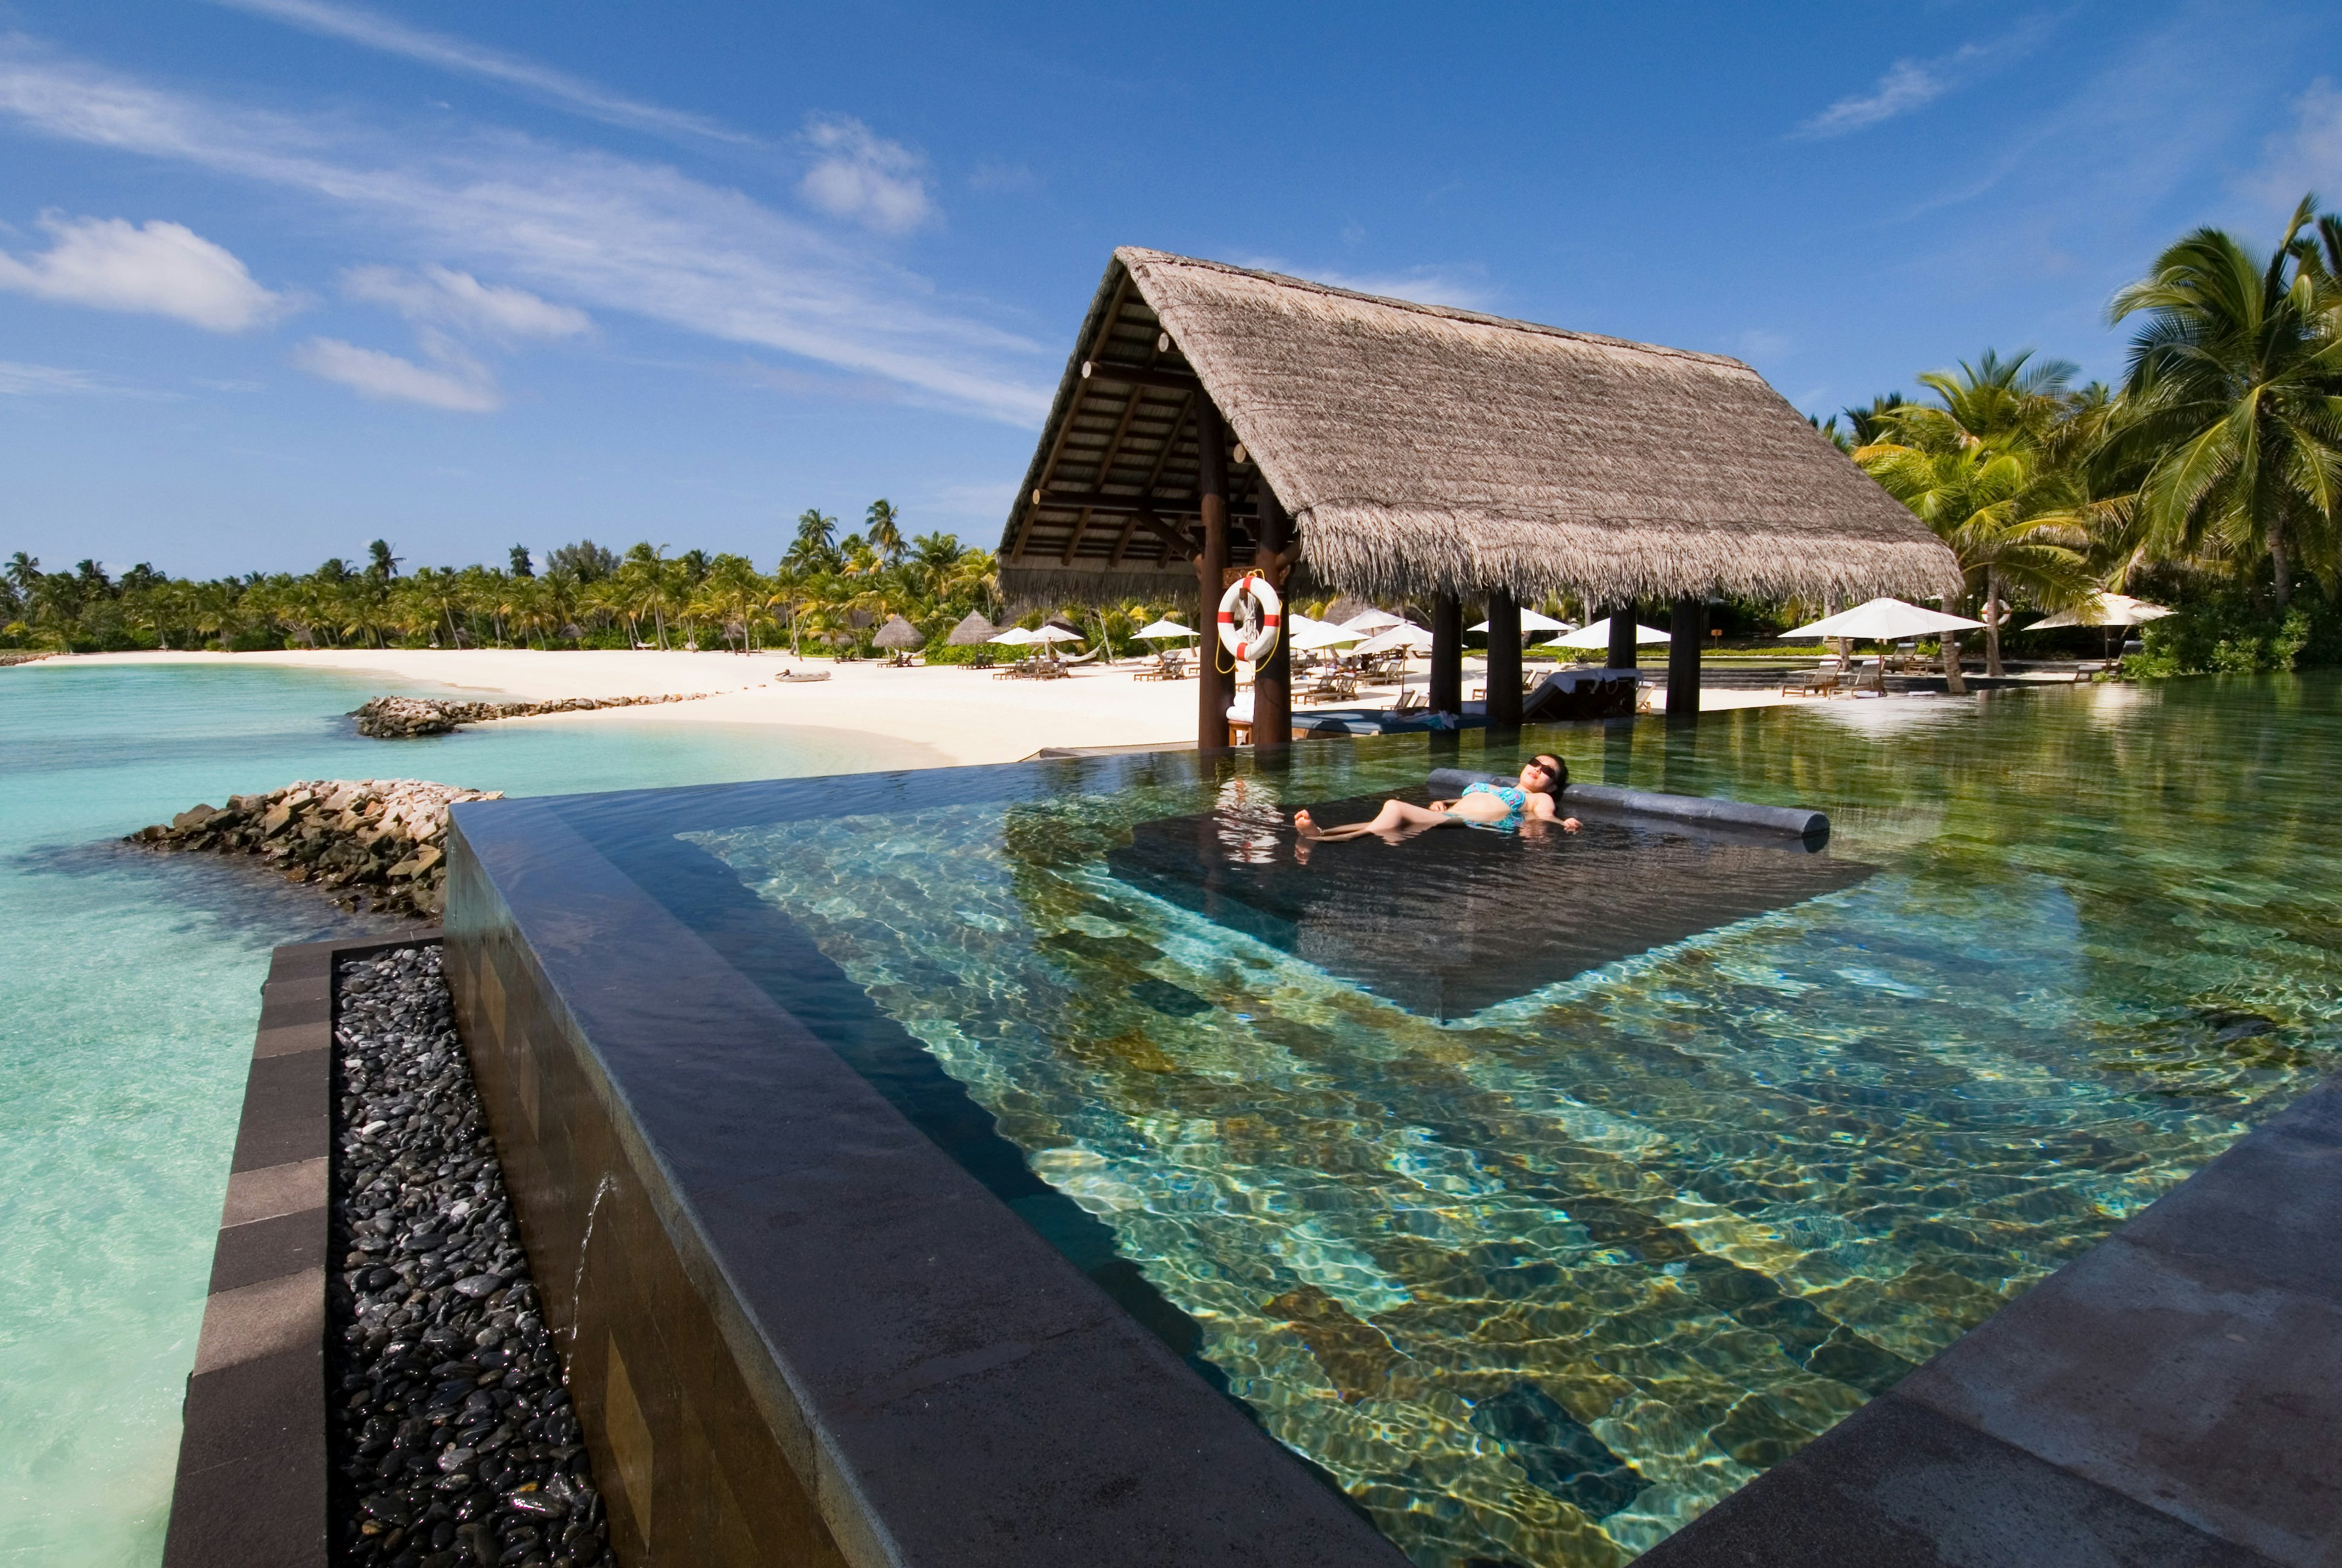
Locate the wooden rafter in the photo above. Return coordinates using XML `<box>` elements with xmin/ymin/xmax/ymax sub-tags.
<box><xmin>1012</xmin><ymin>271</ymin><xmax>1129</xmax><ymax>561</ymax></box>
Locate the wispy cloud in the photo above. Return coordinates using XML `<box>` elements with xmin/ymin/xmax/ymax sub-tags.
<box><xmin>292</xmin><ymin>336</ymin><xmax>499</xmax><ymax>410</ymax></box>
<box><xmin>0</xmin><ymin>358</ymin><xmax>107</xmax><ymax>394</ymax></box>
<box><xmin>1797</xmin><ymin>21</ymin><xmax>2050</xmax><ymax>140</ymax></box>
<box><xmin>2244</xmin><ymin>78</ymin><xmax>2342</xmax><ymax>212</ymax></box>
<box><xmin>344</xmin><ymin>264</ymin><xmax>590</xmax><ymax>340</ymax></box>
<box><xmin>798</xmin><ymin>115</ymin><xmax>933</xmax><ymax>234</ymax></box>
<box><xmin>0</xmin><ymin>38</ymin><xmax>1050</xmax><ymax>423</ymax></box>
<box><xmin>0</xmin><ymin>212</ymin><xmax>284</xmax><ymax>329</ymax></box>
<box><xmin>205</xmin><ymin>0</ymin><xmax>754</xmax><ymax>147</ymax></box>
<box><xmin>1244</xmin><ymin>256</ymin><xmax>1493</xmax><ymax>310</ymax></box>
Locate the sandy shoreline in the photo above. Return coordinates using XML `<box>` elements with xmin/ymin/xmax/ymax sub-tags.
<box><xmin>46</xmin><ymin>648</ymin><xmax>1800</xmax><ymax>767</ymax></box>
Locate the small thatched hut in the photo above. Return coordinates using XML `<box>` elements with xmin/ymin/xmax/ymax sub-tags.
<box><xmin>998</xmin><ymin>248</ymin><xmax>1959</xmax><ymax>742</ymax></box>
<box><xmin>873</xmin><ymin>614</ymin><xmax>923</xmax><ymax>651</ymax></box>
<box><xmin>944</xmin><ymin>610</ymin><xmax>998</xmax><ymax>646</ymax></box>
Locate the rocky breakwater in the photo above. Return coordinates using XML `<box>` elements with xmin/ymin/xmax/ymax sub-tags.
<box><xmin>128</xmin><ymin>779</ymin><xmax>500</xmax><ymax>918</ymax></box>
<box><xmin>334</xmin><ymin>945</ymin><xmax>614</xmax><ymax>1568</ymax></box>
<box><xmin>353</xmin><ymin>692</ymin><xmax>717</xmax><ymax>738</ymax></box>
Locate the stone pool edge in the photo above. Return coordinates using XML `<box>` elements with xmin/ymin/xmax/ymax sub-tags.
<box><xmin>162</xmin><ymin>931</ymin><xmax>435</xmax><ymax>1568</ymax></box>
<box><xmin>440</xmin><ymin>795</ymin><xmax>1405</xmax><ymax>1567</ymax></box>
<box><xmin>1641</xmin><ymin>1073</ymin><xmax>2342</xmax><ymax>1568</ymax></box>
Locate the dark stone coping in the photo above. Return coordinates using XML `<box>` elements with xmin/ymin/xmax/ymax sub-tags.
<box><xmin>162</xmin><ymin>933</ymin><xmax>439</xmax><ymax>1568</ymax></box>
<box><xmin>1641</xmin><ymin>1074</ymin><xmax>2342</xmax><ymax>1568</ymax></box>
<box><xmin>442</xmin><ymin>785</ymin><xmax>1408</xmax><ymax>1568</ymax></box>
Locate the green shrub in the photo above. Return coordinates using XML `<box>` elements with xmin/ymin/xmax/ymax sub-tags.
<box><xmin>2125</xmin><ymin>590</ymin><xmax>2334</xmax><ymax>678</ymax></box>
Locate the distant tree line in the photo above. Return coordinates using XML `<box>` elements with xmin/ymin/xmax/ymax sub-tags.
<box><xmin>1</xmin><ymin>503</ymin><xmax>1026</xmax><ymax>659</ymax></box>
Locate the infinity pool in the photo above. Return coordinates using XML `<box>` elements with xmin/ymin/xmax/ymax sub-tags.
<box><xmin>557</xmin><ymin>677</ymin><xmax>2339</xmax><ymax>1567</ymax></box>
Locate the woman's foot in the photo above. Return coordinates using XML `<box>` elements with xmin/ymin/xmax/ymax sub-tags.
<box><xmin>1293</xmin><ymin>809</ymin><xmax>1325</xmax><ymax>840</ymax></box>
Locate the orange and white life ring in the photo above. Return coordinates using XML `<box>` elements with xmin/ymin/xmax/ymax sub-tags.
<box><xmin>1216</xmin><ymin>573</ymin><xmax>1281</xmax><ymax>668</ymax></box>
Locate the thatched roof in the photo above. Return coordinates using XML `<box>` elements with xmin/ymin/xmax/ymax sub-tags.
<box><xmin>873</xmin><ymin>614</ymin><xmax>923</xmax><ymax>650</ymax></box>
<box><xmin>944</xmin><ymin>610</ymin><xmax>998</xmax><ymax>645</ymax></box>
<box><xmin>998</xmin><ymin>248</ymin><xmax>1958</xmax><ymax>607</ymax></box>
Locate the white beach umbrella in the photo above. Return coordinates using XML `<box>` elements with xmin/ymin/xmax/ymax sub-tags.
<box><xmin>1779</xmin><ymin>598</ymin><xmax>1985</xmax><ymax>642</ymax></box>
<box><xmin>1543</xmin><ymin>616</ymin><xmax>1669</xmax><ymax>650</ymax></box>
<box><xmin>1340</xmin><ymin>607</ymin><xmax>1407</xmax><ymax>632</ymax></box>
<box><xmin>1132</xmin><ymin>618</ymin><xmax>1197</xmax><ymax>640</ymax></box>
<box><xmin>2022</xmin><ymin>593</ymin><xmax>2174</xmax><ymax>631</ymax></box>
<box><xmin>1353</xmin><ymin>622</ymin><xmax>1436</xmax><ymax>656</ymax></box>
<box><xmin>987</xmin><ymin>626</ymin><xmax>1037</xmax><ymax>645</ymax></box>
<box><xmin>1471</xmin><ymin>609</ymin><xmax>1571</xmax><ymax>633</ymax></box>
<box><xmin>1028</xmin><ymin>624</ymin><xmax>1086</xmax><ymax>643</ymax></box>
<box><xmin>1289</xmin><ymin>614</ymin><xmax>1364</xmax><ymax>651</ymax></box>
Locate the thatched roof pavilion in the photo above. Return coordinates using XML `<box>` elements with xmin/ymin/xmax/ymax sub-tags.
<box><xmin>873</xmin><ymin>614</ymin><xmax>923</xmax><ymax>651</ymax></box>
<box><xmin>944</xmin><ymin>610</ymin><xmax>998</xmax><ymax>646</ymax></box>
<box><xmin>999</xmin><ymin>248</ymin><xmax>1961</xmax><ymax>743</ymax></box>
<box><xmin>998</xmin><ymin>248</ymin><xmax>1955</xmax><ymax>609</ymax></box>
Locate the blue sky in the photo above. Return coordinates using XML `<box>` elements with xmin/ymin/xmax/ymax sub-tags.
<box><xmin>2</xmin><ymin>0</ymin><xmax>2338</xmax><ymax>577</ymax></box>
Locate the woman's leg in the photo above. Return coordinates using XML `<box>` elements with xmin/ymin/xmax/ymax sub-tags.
<box><xmin>1294</xmin><ymin>800</ymin><xmax>1452</xmax><ymax>841</ymax></box>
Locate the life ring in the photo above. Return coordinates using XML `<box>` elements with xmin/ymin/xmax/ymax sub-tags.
<box><xmin>1217</xmin><ymin>573</ymin><xmax>1281</xmax><ymax>668</ymax></box>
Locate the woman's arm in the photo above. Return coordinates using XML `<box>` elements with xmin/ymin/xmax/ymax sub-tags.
<box><xmin>1527</xmin><ymin>793</ymin><xmax>1582</xmax><ymax>832</ymax></box>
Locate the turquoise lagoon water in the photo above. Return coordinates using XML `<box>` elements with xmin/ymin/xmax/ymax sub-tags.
<box><xmin>0</xmin><ymin>659</ymin><xmax>937</xmax><ymax>1566</ymax></box>
<box><xmin>685</xmin><ymin>676</ymin><xmax>2342</xmax><ymax>1568</ymax></box>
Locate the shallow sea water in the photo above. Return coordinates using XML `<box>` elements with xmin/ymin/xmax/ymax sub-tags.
<box><xmin>690</xmin><ymin>676</ymin><xmax>2342</xmax><ymax>1567</ymax></box>
<box><xmin>0</xmin><ymin>659</ymin><xmax>934</xmax><ymax>1566</ymax></box>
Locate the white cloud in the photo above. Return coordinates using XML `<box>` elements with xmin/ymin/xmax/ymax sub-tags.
<box><xmin>1248</xmin><ymin>259</ymin><xmax>1492</xmax><ymax>310</ymax></box>
<box><xmin>0</xmin><ymin>358</ymin><xmax>104</xmax><ymax>394</ymax></box>
<box><xmin>798</xmin><ymin>116</ymin><xmax>933</xmax><ymax>234</ymax></box>
<box><xmin>291</xmin><ymin>336</ymin><xmax>500</xmax><ymax>410</ymax></box>
<box><xmin>0</xmin><ymin>41</ymin><xmax>1048</xmax><ymax>422</ymax></box>
<box><xmin>1798</xmin><ymin>23</ymin><xmax>2050</xmax><ymax>140</ymax></box>
<box><xmin>344</xmin><ymin>264</ymin><xmax>589</xmax><ymax>340</ymax></box>
<box><xmin>0</xmin><ymin>212</ymin><xmax>282</xmax><ymax>329</ymax></box>
<box><xmin>2244</xmin><ymin>79</ymin><xmax>2342</xmax><ymax>212</ymax></box>
<box><xmin>206</xmin><ymin>0</ymin><xmax>752</xmax><ymax>146</ymax></box>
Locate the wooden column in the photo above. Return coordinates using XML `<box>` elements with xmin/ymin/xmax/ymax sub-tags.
<box><xmin>1195</xmin><ymin>406</ymin><xmax>1232</xmax><ymax>750</ymax></box>
<box><xmin>1486</xmin><ymin>589</ymin><xmax>1523</xmax><ymax>731</ymax></box>
<box><xmin>1667</xmin><ymin>597</ymin><xmax>1706</xmax><ymax>722</ymax></box>
<box><xmin>1430</xmin><ymin>594</ymin><xmax>1463</xmax><ymax>715</ymax></box>
<box><xmin>1253</xmin><ymin>485</ymin><xmax>1293</xmax><ymax>748</ymax></box>
<box><xmin>1606</xmin><ymin>603</ymin><xmax>1638</xmax><ymax>671</ymax></box>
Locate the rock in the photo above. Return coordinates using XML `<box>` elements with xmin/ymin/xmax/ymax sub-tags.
<box><xmin>348</xmin><ymin>689</ymin><xmax>722</xmax><ymax>739</ymax></box>
<box><xmin>127</xmin><ymin>778</ymin><xmax>503</xmax><ymax>922</ymax></box>
<box><xmin>329</xmin><ymin>947</ymin><xmax>611</xmax><ymax>1568</ymax></box>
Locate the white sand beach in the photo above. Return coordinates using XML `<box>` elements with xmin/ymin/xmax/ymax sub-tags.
<box><xmin>69</xmin><ymin>648</ymin><xmax>1796</xmax><ymax>765</ymax></box>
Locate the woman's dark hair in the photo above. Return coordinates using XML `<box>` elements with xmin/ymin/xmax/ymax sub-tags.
<box><xmin>1526</xmin><ymin>753</ymin><xmax>1567</xmax><ymax>793</ymax></box>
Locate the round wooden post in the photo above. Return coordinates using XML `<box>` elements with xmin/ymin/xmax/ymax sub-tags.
<box><xmin>1606</xmin><ymin>603</ymin><xmax>1638</xmax><ymax>671</ymax></box>
<box><xmin>1195</xmin><ymin>407</ymin><xmax>1232</xmax><ymax>749</ymax></box>
<box><xmin>1430</xmin><ymin>593</ymin><xmax>1463</xmax><ymax>715</ymax></box>
<box><xmin>1486</xmin><ymin>589</ymin><xmax>1523</xmax><ymax>731</ymax></box>
<box><xmin>1253</xmin><ymin>486</ymin><xmax>1293</xmax><ymax>748</ymax></box>
<box><xmin>1667</xmin><ymin>596</ymin><xmax>1706</xmax><ymax>722</ymax></box>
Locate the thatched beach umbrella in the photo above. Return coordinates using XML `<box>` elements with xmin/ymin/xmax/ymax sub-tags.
<box><xmin>945</xmin><ymin>610</ymin><xmax>998</xmax><ymax>646</ymax></box>
<box><xmin>873</xmin><ymin>614</ymin><xmax>923</xmax><ymax>651</ymax></box>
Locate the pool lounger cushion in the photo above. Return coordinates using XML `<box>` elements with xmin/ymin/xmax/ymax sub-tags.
<box><xmin>1428</xmin><ymin>768</ymin><xmax>1828</xmax><ymax>841</ymax></box>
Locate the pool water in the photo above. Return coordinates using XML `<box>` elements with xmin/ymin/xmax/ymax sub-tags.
<box><xmin>0</xmin><ymin>659</ymin><xmax>937</xmax><ymax>1566</ymax></box>
<box><xmin>679</xmin><ymin>677</ymin><xmax>2342</xmax><ymax>1568</ymax></box>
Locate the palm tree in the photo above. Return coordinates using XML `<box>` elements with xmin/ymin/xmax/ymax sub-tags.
<box><xmin>786</xmin><ymin>509</ymin><xmax>840</xmax><ymax>575</ymax></box>
<box><xmin>865</xmin><ymin>499</ymin><xmax>904</xmax><ymax>565</ymax></box>
<box><xmin>1858</xmin><ymin>351</ymin><xmax>2095</xmax><ymax>676</ymax></box>
<box><xmin>2105</xmin><ymin>195</ymin><xmax>2342</xmax><ymax>607</ymax></box>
